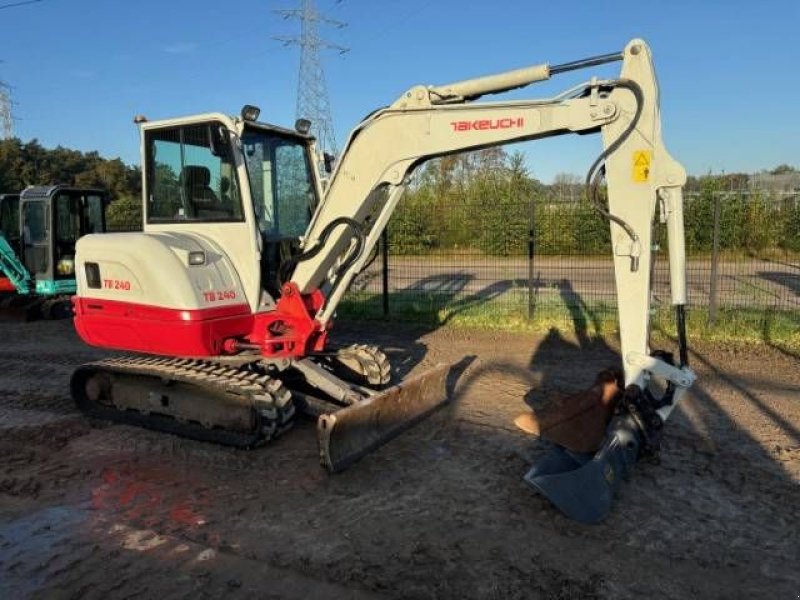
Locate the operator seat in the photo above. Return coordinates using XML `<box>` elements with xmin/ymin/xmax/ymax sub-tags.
<box><xmin>181</xmin><ymin>165</ymin><xmax>221</xmax><ymax>217</ymax></box>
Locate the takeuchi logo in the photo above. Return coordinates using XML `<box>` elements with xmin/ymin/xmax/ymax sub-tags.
<box><xmin>450</xmin><ymin>117</ymin><xmax>525</xmax><ymax>132</ymax></box>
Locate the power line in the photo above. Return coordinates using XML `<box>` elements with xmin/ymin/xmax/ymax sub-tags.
<box><xmin>355</xmin><ymin>0</ymin><xmax>431</xmax><ymax>46</ymax></box>
<box><xmin>0</xmin><ymin>0</ymin><xmax>44</xmax><ymax>11</ymax></box>
<box><xmin>0</xmin><ymin>0</ymin><xmax>51</xmax><ymax>138</ymax></box>
<box><xmin>273</xmin><ymin>0</ymin><xmax>347</xmax><ymax>159</ymax></box>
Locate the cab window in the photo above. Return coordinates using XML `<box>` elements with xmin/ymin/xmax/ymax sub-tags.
<box><xmin>241</xmin><ymin>127</ymin><xmax>316</xmax><ymax>239</ymax></box>
<box><xmin>0</xmin><ymin>196</ymin><xmax>19</xmax><ymax>242</ymax></box>
<box><xmin>146</xmin><ymin>123</ymin><xmax>243</xmax><ymax>223</ymax></box>
<box><xmin>85</xmin><ymin>194</ymin><xmax>105</xmax><ymax>234</ymax></box>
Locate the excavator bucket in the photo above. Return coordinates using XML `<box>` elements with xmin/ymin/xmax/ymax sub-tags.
<box><xmin>523</xmin><ymin>414</ymin><xmax>641</xmax><ymax>524</ymax></box>
<box><xmin>517</xmin><ymin>366</ymin><xmax>694</xmax><ymax>523</ymax></box>
<box><xmin>317</xmin><ymin>363</ymin><xmax>450</xmax><ymax>472</ymax></box>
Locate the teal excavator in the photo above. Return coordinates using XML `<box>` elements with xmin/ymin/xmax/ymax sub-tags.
<box><xmin>0</xmin><ymin>186</ymin><xmax>108</xmax><ymax>320</ymax></box>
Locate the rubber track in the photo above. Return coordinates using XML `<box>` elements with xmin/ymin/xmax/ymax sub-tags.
<box><xmin>72</xmin><ymin>356</ymin><xmax>294</xmax><ymax>448</ymax></box>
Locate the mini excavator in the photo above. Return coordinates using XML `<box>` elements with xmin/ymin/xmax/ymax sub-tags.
<box><xmin>1</xmin><ymin>186</ymin><xmax>108</xmax><ymax>320</ymax></box>
<box><xmin>70</xmin><ymin>39</ymin><xmax>696</xmax><ymax>520</ymax></box>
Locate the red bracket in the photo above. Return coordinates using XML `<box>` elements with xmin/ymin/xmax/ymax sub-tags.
<box><xmin>246</xmin><ymin>283</ymin><xmax>328</xmax><ymax>358</ymax></box>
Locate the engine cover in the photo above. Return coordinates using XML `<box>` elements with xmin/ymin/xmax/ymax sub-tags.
<box><xmin>73</xmin><ymin>232</ymin><xmax>253</xmax><ymax>356</ymax></box>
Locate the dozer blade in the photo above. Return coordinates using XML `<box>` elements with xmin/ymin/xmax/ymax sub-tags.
<box><xmin>523</xmin><ymin>414</ymin><xmax>641</xmax><ymax>524</ymax></box>
<box><xmin>318</xmin><ymin>362</ymin><xmax>450</xmax><ymax>473</ymax></box>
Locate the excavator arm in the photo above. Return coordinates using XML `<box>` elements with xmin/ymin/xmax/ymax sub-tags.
<box><xmin>0</xmin><ymin>234</ymin><xmax>34</xmax><ymax>295</ymax></box>
<box><xmin>290</xmin><ymin>39</ymin><xmax>696</xmax><ymax>518</ymax></box>
<box><xmin>293</xmin><ymin>38</ymin><xmax>693</xmax><ymax>391</ymax></box>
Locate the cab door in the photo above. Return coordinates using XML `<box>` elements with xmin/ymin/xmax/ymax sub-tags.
<box><xmin>52</xmin><ymin>190</ymin><xmax>106</xmax><ymax>281</ymax></box>
<box><xmin>21</xmin><ymin>200</ymin><xmax>51</xmax><ymax>280</ymax></box>
<box><xmin>53</xmin><ymin>191</ymin><xmax>82</xmax><ymax>280</ymax></box>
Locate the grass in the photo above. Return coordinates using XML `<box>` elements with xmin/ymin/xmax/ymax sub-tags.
<box><xmin>653</xmin><ymin>305</ymin><xmax>800</xmax><ymax>353</ymax></box>
<box><xmin>338</xmin><ymin>290</ymin><xmax>800</xmax><ymax>352</ymax></box>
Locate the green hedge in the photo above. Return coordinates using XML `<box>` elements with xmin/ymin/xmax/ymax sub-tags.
<box><xmin>390</xmin><ymin>168</ymin><xmax>799</xmax><ymax>257</ymax></box>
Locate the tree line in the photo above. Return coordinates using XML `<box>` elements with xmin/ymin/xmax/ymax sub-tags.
<box><xmin>0</xmin><ymin>138</ymin><xmax>797</xmax><ymax>253</ymax></box>
<box><xmin>0</xmin><ymin>138</ymin><xmax>142</xmax><ymax>229</ymax></box>
<box><xmin>390</xmin><ymin>150</ymin><xmax>800</xmax><ymax>256</ymax></box>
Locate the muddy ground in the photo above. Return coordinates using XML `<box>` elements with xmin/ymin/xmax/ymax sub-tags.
<box><xmin>0</xmin><ymin>319</ymin><xmax>798</xmax><ymax>599</ymax></box>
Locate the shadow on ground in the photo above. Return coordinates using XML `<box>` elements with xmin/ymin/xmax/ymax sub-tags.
<box><xmin>758</xmin><ymin>270</ymin><xmax>800</xmax><ymax>297</ymax></box>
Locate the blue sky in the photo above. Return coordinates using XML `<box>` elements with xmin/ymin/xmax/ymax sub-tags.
<box><xmin>1</xmin><ymin>0</ymin><xmax>798</xmax><ymax>182</ymax></box>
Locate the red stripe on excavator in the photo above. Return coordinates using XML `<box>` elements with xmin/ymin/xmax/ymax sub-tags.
<box><xmin>72</xmin><ymin>297</ymin><xmax>254</xmax><ymax>357</ymax></box>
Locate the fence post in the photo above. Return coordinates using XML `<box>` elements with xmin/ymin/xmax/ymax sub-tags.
<box><xmin>528</xmin><ymin>196</ymin><xmax>536</xmax><ymax>320</ymax></box>
<box><xmin>381</xmin><ymin>228</ymin><xmax>389</xmax><ymax>318</ymax></box>
<box><xmin>708</xmin><ymin>193</ymin><xmax>722</xmax><ymax>325</ymax></box>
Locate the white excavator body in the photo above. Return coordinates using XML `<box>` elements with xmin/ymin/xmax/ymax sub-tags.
<box><xmin>71</xmin><ymin>39</ymin><xmax>695</xmax><ymax>521</ymax></box>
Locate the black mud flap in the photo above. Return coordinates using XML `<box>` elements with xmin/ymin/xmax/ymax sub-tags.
<box><xmin>317</xmin><ymin>363</ymin><xmax>450</xmax><ymax>473</ymax></box>
<box><xmin>524</xmin><ymin>414</ymin><xmax>641</xmax><ymax>524</ymax></box>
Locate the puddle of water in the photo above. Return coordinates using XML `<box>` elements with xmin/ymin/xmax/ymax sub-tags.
<box><xmin>0</xmin><ymin>505</ymin><xmax>89</xmax><ymax>598</ymax></box>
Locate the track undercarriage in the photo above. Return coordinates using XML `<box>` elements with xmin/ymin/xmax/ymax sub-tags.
<box><xmin>71</xmin><ymin>345</ymin><xmax>449</xmax><ymax>472</ymax></box>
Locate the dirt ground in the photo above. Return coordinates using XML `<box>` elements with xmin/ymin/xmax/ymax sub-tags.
<box><xmin>0</xmin><ymin>319</ymin><xmax>798</xmax><ymax>599</ymax></box>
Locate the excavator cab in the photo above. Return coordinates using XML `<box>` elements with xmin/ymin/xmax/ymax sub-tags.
<box><xmin>136</xmin><ymin>114</ymin><xmax>322</xmax><ymax>313</ymax></box>
<box><xmin>143</xmin><ymin>116</ymin><xmax>318</xmax><ymax>301</ymax></box>
<box><xmin>0</xmin><ymin>186</ymin><xmax>108</xmax><ymax>319</ymax></box>
<box><xmin>19</xmin><ymin>186</ymin><xmax>108</xmax><ymax>295</ymax></box>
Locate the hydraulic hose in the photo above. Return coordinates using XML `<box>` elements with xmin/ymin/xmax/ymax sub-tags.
<box><xmin>585</xmin><ymin>80</ymin><xmax>692</xmax><ymax>370</ymax></box>
<box><xmin>584</xmin><ymin>79</ymin><xmax>645</xmax><ymax>259</ymax></box>
<box><xmin>278</xmin><ymin>217</ymin><xmax>366</xmax><ymax>302</ymax></box>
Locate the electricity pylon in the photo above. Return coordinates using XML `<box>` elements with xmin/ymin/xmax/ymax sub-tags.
<box><xmin>0</xmin><ymin>79</ymin><xmax>12</xmax><ymax>139</ymax></box>
<box><xmin>274</xmin><ymin>0</ymin><xmax>347</xmax><ymax>158</ymax></box>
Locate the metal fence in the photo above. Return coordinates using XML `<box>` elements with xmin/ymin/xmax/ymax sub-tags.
<box><xmin>102</xmin><ymin>190</ymin><xmax>800</xmax><ymax>329</ymax></box>
<box><xmin>343</xmin><ymin>191</ymin><xmax>800</xmax><ymax>328</ymax></box>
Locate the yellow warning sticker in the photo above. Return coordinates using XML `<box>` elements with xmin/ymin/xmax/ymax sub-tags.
<box><xmin>633</xmin><ymin>150</ymin><xmax>651</xmax><ymax>182</ymax></box>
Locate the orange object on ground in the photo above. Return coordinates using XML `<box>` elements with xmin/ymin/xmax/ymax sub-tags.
<box><xmin>514</xmin><ymin>368</ymin><xmax>624</xmax><ymax>453</ymax></box>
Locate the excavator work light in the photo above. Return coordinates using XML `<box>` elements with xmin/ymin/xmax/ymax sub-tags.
<box><xmin>241</xmin><ymin>105</ymin><xmax>261</xmax><ymax>122</ymax></box>
<box><xmin>187</xmin><ymin>251</ymin><xmax>206</xmax><ymax>266</ymax></box>
<box><xmin>295</xmin><ymin>118</ymin><xmax>311</xmax><ymax>134</ymax></box>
